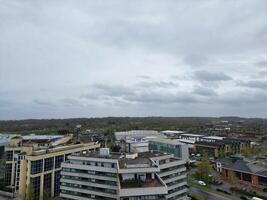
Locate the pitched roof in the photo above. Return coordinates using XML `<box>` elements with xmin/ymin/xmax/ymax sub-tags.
<box><xmin>219</xmin><ymin>156</ymin><xmax>267</xmax><ymax>177</ymax></box>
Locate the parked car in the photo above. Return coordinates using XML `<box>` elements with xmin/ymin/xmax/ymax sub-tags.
<box><xmin>216</xmin><ymin>188</ymin><xmax>231</xmax><ymax>195</ymax></box>
<box><xmin>198</xmin><ymin>181</ymin><xmax>206</xmax><ymax>186</ymax></box>
<box><xmin>212</xmin><ymin>180</ymin><xmax>223</xmax><ymax>185</ymax></box>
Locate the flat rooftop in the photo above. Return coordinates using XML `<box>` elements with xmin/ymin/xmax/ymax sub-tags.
<box><xmin>71</xmin><ymin>151</ymin><xmax>173</xmax><ymax>169</ymax></box>
<box><xmin>150</xmin><ymin>138</ymin><xmax>185</xmax><ymax>145</ymax></box>
<box><xmin>202</xmin><ymin>136</ymin><xmax>224</xmax><ymax>140</ymax></box>
<box><xmin>161</xmin><ymin>130</ymin><xmax>185</xmax><ymax>134</ymax></box>
<box><xmin>181</xmin><ymin>133</ymin><xmax>204</xmax><ymax>137</ymax></box>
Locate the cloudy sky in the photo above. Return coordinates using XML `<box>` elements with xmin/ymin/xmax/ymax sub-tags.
<box><xmin>1</xmin><ymin>0</ymin><xmax>267</xmax><ymax>120</ymax></box>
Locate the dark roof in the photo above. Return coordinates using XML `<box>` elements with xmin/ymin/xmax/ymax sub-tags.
<box><xmin>195</xmin><ymin>141</ymin><xmax>224</xmax><ymax>147</ymax></box>
<box><xmin>219</xmin><ymin>156</ymin><xmax>267</xmax><ymax>177</ymax></box>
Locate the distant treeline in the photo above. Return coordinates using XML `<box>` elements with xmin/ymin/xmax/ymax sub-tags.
<box><xmin>0</xmin><ymin>117</ymin><xmax>267</xmax><ymax>135</ymax></box>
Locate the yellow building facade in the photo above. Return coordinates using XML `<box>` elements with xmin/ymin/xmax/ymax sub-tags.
<box><xmin>4</xmin><ymin>135</ymin><xmax>100</xmax><ymax>200</ymax></box>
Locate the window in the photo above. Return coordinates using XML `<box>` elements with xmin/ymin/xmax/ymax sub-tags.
<box><xmin>44</xmin><ymin>157</ymin><xmax>54</xmax><ymax>171</ymax></box>
<box><xmin>31</xmin><ymin>176</ymin><xmax>41</xmax><ymax>200</ymax></box>
<box><xmin>65</xmin><ymin>153</ymin><xmax>72</xmax><ymax>161</ymax></box>
<box><xmin>31</xmin><ymin>160</ymin><xmax>43</xmax><ymax>174</ymax></box>
<box><xmin>43</xmin><ymin>173</ymin><xmax>52</xmax><ymax>198</ymax></box>
<box><xmin>55</xmin><ymin>155</ymin><xmax>64</xmax><ymax>168</ymax></box>
<box><xmin>5</xmin><ymin>151</ymin><xmax>13</xmax><ymax>161</ymax></box>
<box><xmin>4</xmin><ymin>163</ymin><xmax>12</xmax><ymax>185</ymax></box>
<box><xmin>54</xmin><ymin>171</ymin><xmax>61</xmax><ymax>196</ymax></box>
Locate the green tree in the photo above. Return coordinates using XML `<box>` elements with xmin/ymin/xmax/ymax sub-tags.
<box><xmin>43</xmin><ymin>187</ymin><xmax>51</xmax><ymax>200</ymax></box>
<box><xmin>195</xmin><ymin>154</ymin><xmax>212</xmax><ymax>182</ymax></box>
<box><xmin>26</xmin><ymin>183</ymin><xmax>34</xmax><ymax>200</ymax></box>
<box><xmin>228</xmin><ymin>171</ymin><xmax>239</xmax><ymax>185</ymax></box>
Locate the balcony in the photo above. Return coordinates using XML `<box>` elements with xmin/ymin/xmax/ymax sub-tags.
<box><xmin>119</xmin><ymin>176</ymin><xmax>168</xmax><ymax>197</ymax></box>
<box><xmin>120</xmin><ymin>178</ymin><xmax>162</xmax><ymax>189</ymax></box>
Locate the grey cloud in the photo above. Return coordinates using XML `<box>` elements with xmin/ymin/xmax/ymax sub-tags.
<box><xmin>124</xmin><ymin>91</ymin><xmax>199</xmax><ymax>104</ymax></box>
<box><xmin>1</xmin><ymin>0</ymin><xmax>267</xmax><ymax>119</ymax></box>
<box><xmin>136</xmin><ymin>81</ymin><xmax>178</xmax><ymax>89</ymax></box>
<box><xmin>80</xmin><ymin>84</ymin><xmax>136</xmax><ymax>101</ymax></box>
<box><xmin>238</xmin><ymin>80</ymin><xmax>267</xmax><ymax>89</ymax></box>
<box><xmin>91</xmin><ymin>84</ymin><xmax>135</xmax><ymax>97</ymax></box>
<box><xmin>136</xmin><ymin>75</ymin><xmax>151</xmax><ymax>80</ymax></box>
<box><xmin>217</xmin><ymin>91</ymin><xmax>267</xmax><ymax>106</ymax></box>
<box><xmin>256</xmin><ymin>61</ymin><xmax>267</xmax><ymax>67</ymax></box>
<box><xmin>193</xmin><ymin>70</ymin><xmax>232</xmax><ymax>82</ymax></box>
<box><xmin>33</xmin><ymin>99</ymin><xmax>53</xmax><ymax>106</ymax></box>
<box><xmin>60</xmin><ymin>98</ymin><xmax>82</xmax><ymax>106</ymax></box>
<box><xmin>80</xmin><ymin>83</ymin><xmax>196</xmax><ymax>105</ymax></box>
<box><xmin>183</xmin><ymin>54</ymin><xmax>208</xmax><ymax>67</ymax></box>
<box><xmin>193</xmin><ymin>86</ymin><xmax>217</xmax><ymax>96</ymax></box>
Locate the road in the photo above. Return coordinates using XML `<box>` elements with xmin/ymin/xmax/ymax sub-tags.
<box><xmin>189</xmin><ymin>186</ymin><xmax>240</xmax><ymax>200</ymax></box>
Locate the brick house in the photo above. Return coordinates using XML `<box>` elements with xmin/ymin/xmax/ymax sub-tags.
<box><xmin>217</xmin><ymin>155</ymin><xmax>267</xmax><ymax>187</ymax></box>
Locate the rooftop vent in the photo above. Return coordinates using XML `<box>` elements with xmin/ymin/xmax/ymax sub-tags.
<box><xmin>100</xmin><ymin>148</ymin><xmax>110</xmax><ymax>157</ymax></box>
<box><xmin>125</xmin><ymin>153</ymin><xmax>138</xmax><ymax>159</ymax></box>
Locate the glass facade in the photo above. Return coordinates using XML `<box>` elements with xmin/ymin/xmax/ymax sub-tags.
<box><xmin>54</xmin><ymin>170</ymin><xmax>61</xmax><ymax>196</ymax></box>
<box><xmin>31</xmin><ymin>176</ymin><xmax>41</xmax><ymax>200</ymax></box>
<box><xmin>5</xmin><ymin>151</ymin><xmax>13</xmax><ymax>161</ymax></box>
<box><xmin>55</xmin><ymin>155</ymin><xmax>64</xmax><ymax>168</ymax></box>
<box><xmin>149</xmin><ymin>142</ymin><xmax>182</xmax><ymax>158</ymax></box>
<box><xmin>43</xmin><ymin>173</ymin><xmax>52</xmax><ymax>198</ymax></box>
<box><xmin>44</xmin><ymin>157</ymin><xmax>54</xmax><ymax>171</ymax></box>
<box><xmin>4</xmin><ymin>163</ymin><xmax>12</xmax><ymax>185</ymax></box>
<box><xmin>120</xmin><ymin>195</ymin><xmax>166</xmax><ymax>200</ymax></box>
<box><xmin>31</xmin><ymin>159</ymin><xmax>43</xmax><ymax>174</ymax></box>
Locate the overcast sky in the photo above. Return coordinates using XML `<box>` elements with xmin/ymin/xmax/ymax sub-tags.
<box><xmin>1</xmin><ymin>0</ymin><xmax>267</xmax><ymax>120</ymax></box>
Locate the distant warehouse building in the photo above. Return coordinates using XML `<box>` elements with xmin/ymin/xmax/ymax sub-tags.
<box><xmin>3</xmin><ymin>135</ymin><xmax>100</xmax><ymax>200</ymax></box>
<box><xmin>149</xmin><ymin>138</ymin><xmax>189</xmax><ymax>161</ymax></box>
<box><xmin>60</xmin><ymin>148</ymin><xmax>188</xmax><ymax>200</ymax></box>
<box><xmin>115</xmin><ymin>130</ymin><xmax>162</xmax><ymax>141</ymax></box>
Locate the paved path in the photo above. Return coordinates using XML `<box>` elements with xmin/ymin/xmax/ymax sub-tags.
<box><xmin>189</xmin><ymin>186</ymin><xmax>240</xmax><ymax>200</ymax></box>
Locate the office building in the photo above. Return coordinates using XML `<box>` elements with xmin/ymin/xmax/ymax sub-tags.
<box><xmin>160</xmin><ymin>131</ymin><xmax>185</xmax><ymax>139</ymax></box>
<box><xmin>3</xmin><ymin>135</ymin><xmax>100</xmax><ymax>200</ymax></box>
<box><xmin>195</xmin><ymin>137</ymin><xmax>251</xmax><ymax>158</ymax></box>
<box><xmin>116</xmin><ymin>130</ymin><xmax>164</xmax><ymax>153</ymax></box>
<box><xmin>149</xmin><ymin>138</ymin><xmax>189</xmax><ymax>161</ymax></box>
<box><xmin>60</xmin><ymin>148</ymin><xmax>188</xmax><ymax>200</ymax></box>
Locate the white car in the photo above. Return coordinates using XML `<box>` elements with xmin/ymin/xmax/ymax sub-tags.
<box><xmin>198</xmin><ymin>181</ymin><xmax>206</xmax><ymax>186</ymax></box>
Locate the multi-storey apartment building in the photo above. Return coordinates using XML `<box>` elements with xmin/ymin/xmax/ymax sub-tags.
<box><xmin>60</xmin><ymin>148</ymin><xmax>188</xmax><ymax>200</ymax></box>
<box><xmin>4</xmin><ymin>135</ymin><xmax>100</xmax><ymax>200</ymax></box>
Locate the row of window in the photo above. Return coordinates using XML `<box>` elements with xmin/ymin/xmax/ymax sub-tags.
<box><xmin>168</xmin><ymin>185</ymin><xmax>187</xmax><ymax>194</ymax></box>
<box><xmin>120</xmin><ymin>195</ymin><xmax>166</xmax><ymax>200</ymax></box>
<box><xmin>31</xmin><ymin>155</ymin><xmax>66</xmax><ymax>174</ymax></box>
<box><xmin>5</xmin><ymin>151</ymin><xmax>13</xmax><ymax>161</ymax></box>
<box><xmin>160</xmin><ymin>165</ymin><xmax>185</xmax><ymax>173</ymax></box>
<box><xmin>61</xmin><ymin>190</ymin><xmax>116</xmax><ymax>200</ymax></box>
<box><xmin>161</xmin><ymin>171</ymin><xmax>186</xmax><ymax>180</ymax></box>
<box><xmin>166</xmin><ymin>178</ymin><xmax>187</xmax><ymax>187</ymax></box>
<box><xmin>62</xmin><ymin>182</ymin><xmax>117</xmax><ymax>194</ymax></box>
<box><xmin>62</xmin><ymin>168</ymin><xmax>117</xmax><ymax>177</ymax></box>
<box><xmin>168</xmin><ymin>193</ymin><xmax>187</xmax><ymax>200</ymax></box>
<box><xmin>81</xmin><ymin>161</ymin><xmax>116</xmax><ymax>168</ymax></box>
<box><xmin>4</xmin><ymin>163</ymin><xmax>12</xmax><ymax>185</ymax></box>
<box><xmin>62</xmin><ymin>175</ymin><xmax>117</xmax><ymax>186</ymax></box>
